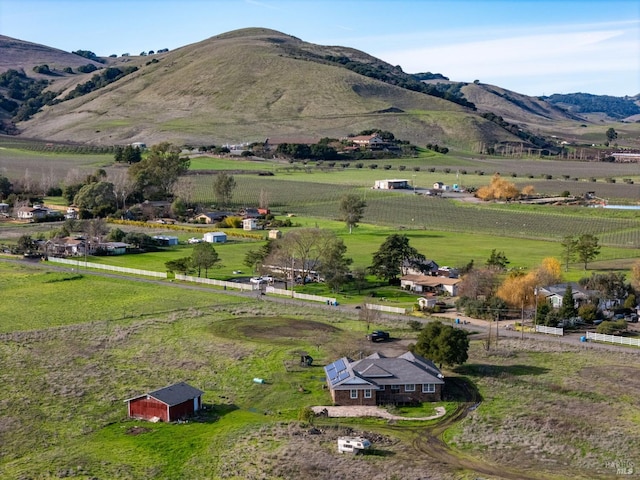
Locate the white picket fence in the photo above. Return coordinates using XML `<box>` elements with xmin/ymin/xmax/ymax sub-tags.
<box><xmin>176</xmin><ymin>274</ymin><xmax>255</xmax><ymax>291</ymax></box>
<box><xmin>586</xmin><ymin>331</ymin><xmax>640</xmax><ymax>347</ymax></box>
<box><xmin>48</xmin><ymin>257</ymin><xmax>167</xmax><ymax>278</ymax></box>
<box><xmin>535</xmin><ymin>325</ymin><xmax>564</xmax><ymax>336</ymax></box>
<box><xmin>364</xmin><ymin>303</ymin><xmax>407</xmax><ymax>315</ymax></box>
<box><xmin>266</xmin><ymin>286</ymin><xmax>336</xmax><ymax>304</ymax></box>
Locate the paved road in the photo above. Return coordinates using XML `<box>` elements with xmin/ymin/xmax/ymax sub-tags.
<box><xmin>5</xmin><ymin>257</ymin><xmax>639</xmax><ymax>354</ymax></box>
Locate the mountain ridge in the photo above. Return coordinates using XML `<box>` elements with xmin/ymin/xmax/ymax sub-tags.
<box><xmin>0</xmin><ymin>27</ymin><xmax>628</xmax><ymax>149</ymax></box>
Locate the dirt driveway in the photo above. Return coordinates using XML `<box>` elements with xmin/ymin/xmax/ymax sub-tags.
<box><xmin>311</xmin><ymin>405</ymin><xmax>446</xmax><ymax>421</ymax></box>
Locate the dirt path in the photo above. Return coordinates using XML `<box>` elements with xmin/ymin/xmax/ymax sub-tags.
<box><xmin>311</xmin><ymin>405</ymin><xmax>446</xmax><ymax>421</ymax></box>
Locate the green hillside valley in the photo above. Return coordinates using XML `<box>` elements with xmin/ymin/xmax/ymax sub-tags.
<box><xmin>1</xmin><ymin>21</ymin><xmax>640</xmax><ymax>480</ymax></box>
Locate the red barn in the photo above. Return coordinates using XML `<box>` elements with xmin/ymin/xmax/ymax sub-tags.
<box><xmin>125</xmin><ymin>382</ymin><xmax>204</xmax><ymax>422</ymax></box>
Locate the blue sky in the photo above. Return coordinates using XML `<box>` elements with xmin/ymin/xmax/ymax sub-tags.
<box><xmin>1</xmin><ymin>0</ymin><xmax>639</xmax><ymax>96</ymax></box>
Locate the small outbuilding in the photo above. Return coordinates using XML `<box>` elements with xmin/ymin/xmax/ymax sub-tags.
<box><xmin>125</xmin><ymin>381</ymin><xmax>204</xmax><ymax>422</ymax></box>
<box><xmin>374</xmin><ymin>179</ymin><xmax>409</xmax><ymax>190</ymax></box>
<box><xmin>203</xmin><ymin>231</ymin><xmax>227</xmax><ymax>243</ymax></box>
<box><xmin>153</xmin><ymin>235</ymin><xmax>179</xmax><ymax>246</ymax></box>
<box><xmin>243</xmin><ymin>218</ymin><xmax>261</xmax><ymax>231</ymax></box>
<box><xmin>268</xmin><ymin>229</ymin><xmax>282</xmax><ymax>240</ymax></box>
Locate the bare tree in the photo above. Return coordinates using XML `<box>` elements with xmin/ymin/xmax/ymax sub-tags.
<box><xmin>108</xmin><ymin>169</ymin><xmax>136</xmax><ymax>210</ymax></box>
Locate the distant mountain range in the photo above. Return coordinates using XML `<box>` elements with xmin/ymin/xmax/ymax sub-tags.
<box><xmin>0</xmin><ymin>28</ymin><xmax>638</xmax><ymax>149</ymax></box>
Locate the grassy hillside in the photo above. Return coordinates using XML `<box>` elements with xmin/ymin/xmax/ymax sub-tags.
<box><xmin>13</xmin><ymin>28</ymin><xmax>522</xmax><ymax>150</ymax></box>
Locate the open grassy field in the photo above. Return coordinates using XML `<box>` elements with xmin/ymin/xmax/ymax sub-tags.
<box><xmin>1</xmin><ymin>260</ymin><xmax>639</xmax><ymax>479</ymax></box>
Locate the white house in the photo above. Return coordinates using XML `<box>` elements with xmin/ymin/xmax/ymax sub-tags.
<box><xmin>16</xmin><ymin>206</ymin><xmax>48</xmax><ymax>221</ymax></box>
<box><xmin>401</xmin><ymin>274</ymin><xmax>461</xmax><ymax>296</ymax></box>
<box><xmin>203</xmin><ymin>232</ymin><xmax>227</xmax><ymax>243</ymax></box>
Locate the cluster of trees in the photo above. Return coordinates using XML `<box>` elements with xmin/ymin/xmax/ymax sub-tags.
<box><xmin>243</xmin><ymin>228</ymin><xmax>353</xmax><ymax>292</ymax></box>
<box><xmin>561</xmin><ymin>234</ymin><xmax>600</xmax><ymax>270</ymax></box>
<box><xmin>275</xmin><ymin>141</ymin><xmax>340</xmax><ymax>161</ymax></box>
<box><xmin>476</xmin><ymin>174</ymin><xmax>535</xmax><ymax>201</ymax></box>
<box><xmin>71</xmin><ymin>50</ymin><xmax>105</xmax><ymax>63</ymax></box>
<box><xmin>114</xmin><ymin>145</ymin><xmax>143</xmax><ymax>164</ymax></box>
<box><xmin>63</xmin><ymin>66</ymin><xmax>138</xmax><ymax>101</ymax></box>
<box><xmin>321</xmin><ymin>55</ymin><xmax>476</xmax><ymax>109</ymax></box>
<box><xmin>425</xmin><ymin>143</ymin><xmax>449</xmax><ymax>155</ymax></box>
<box><xmin>165</xmin><ymin>242</ymin><xmax>221</xmax><ymax>277</ymax></box>
<box><xmin>543</xmin><ymin>93</ymin><xmax>640</xmax><ymax>120</ymax></box>
<box><xmin>480</xmin><ymin>112</ymin><xmax>556</xmax><ymax>152</ymax></box>
<box><xmin>129</xmin><ymin>142</ymin><xmax>190</xmax><ymax>200</ymax></box>
<box><xmin>0</xmin><ymin>69</ymin><xmax>55</xmax><ymax>121</ymax></box>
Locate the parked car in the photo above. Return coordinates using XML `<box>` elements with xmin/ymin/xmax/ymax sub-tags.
<box><xmin>188</xmin><ymin>237</ymin><xmax>203</xmax><ymax>244</ymax></box>
<box><xmin>250</xmin><ymin>277</ymin><xmax>267</xmax><ymax>284</ymax></box>
<box><xmin>366</xmin><ymin>330</ymin><xmax>390</xmax><ymax>342</ymax></box>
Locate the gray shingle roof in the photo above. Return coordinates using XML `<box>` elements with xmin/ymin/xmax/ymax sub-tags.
<box><xmin>325</xmin><ymin>352</ymin><xmax>444</xmax><ymax>390</ymax></box>
<box><xmin>146</xmin><ymin>382</ymin><xmax>204</xmax><ymax>406</ymax></box>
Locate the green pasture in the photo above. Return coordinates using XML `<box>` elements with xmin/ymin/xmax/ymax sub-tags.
<box><xmin>2</xmin><ymin>260</ymin><xmax>639</xmax><ymax>478</ymax></box>
<box><xmin>0</xmin><ymin>261</ymin><xmax>244</xmax><ymax>332</ymax></box>
<box><xmin>0</xmin><ymin>146</ymin><xmax>112</xmax><ymax>178</ymax></box>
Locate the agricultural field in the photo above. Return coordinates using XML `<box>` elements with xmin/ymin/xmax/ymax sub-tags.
<box><xmin>1</xmin><ymin>260</ymin><xmax>639</xmax><ymax>479</ymax></box>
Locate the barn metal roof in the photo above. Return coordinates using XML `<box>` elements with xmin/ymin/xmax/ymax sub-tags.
<box><xmin>126</xmin><ymin>382</ymin><xmax>204</xmax><ymax>406</ymax></box>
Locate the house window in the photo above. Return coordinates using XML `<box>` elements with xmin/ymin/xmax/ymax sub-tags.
<box><xmin>350</xmin><ymin>389</ymin><xmax>358</xmax><ymax>399</ymax></box>
<box><xmin>422</xmin><ymin>384</ymin><xmax>435</xmax><ymax>393</ymax></box>
<box><xmin>391</xmin><ymin>385</ymin><xmax>400</xmax><ymax>392</ymax></box>
<box><xmin>405</xmin><ymin>384</ymin><xmax>415</xmax><ymax>392</ymax></box>
<box><xmin>364</xmin><ymin>389</ymin><xmax>372</xmax><ymax>399</ymax></box>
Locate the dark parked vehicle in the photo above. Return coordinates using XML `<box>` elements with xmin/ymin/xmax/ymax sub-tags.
<box><xmin>366</xmin><ymin>330</ymin><xmax>390</xmax><ymax>342</ymax></box>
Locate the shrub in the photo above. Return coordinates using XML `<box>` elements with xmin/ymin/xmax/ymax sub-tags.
<box><xmin>355</xmin><ymin>163</ymin><xmax>363</xmax><ymax>169</ymax></box>
<box><xmin>407</xmin><ymin>320</ymin><xmax>422</xmax><ymax>331</ymax></box>
<box><xmin>413</xmin><ymin>166</ymin><xmax>420</xmax><ymax>172</ymax></box>
<box><xmin>398</xmin><ymin>165</ymin><xmax>406</xmax><ymax>171</ymax></box>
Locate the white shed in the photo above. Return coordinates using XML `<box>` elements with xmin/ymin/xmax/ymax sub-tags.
<box><xmin>243</xmin><ymin>218</ymin><xmax>260</xmax><ymax>231</ymax></box>
<box><xmin>203</xmin><ymin>232</ymin><xmax>227</xmax><ymax>243</ymax></box>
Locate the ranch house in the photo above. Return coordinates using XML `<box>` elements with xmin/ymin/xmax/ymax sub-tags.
<box><xmin>324</xmin><ymin>352</ymin><xmax>444</xmax><ymax>406</ymax></box>
<box><xmin>401</xmin><ymin>274</ymin><xmax>461</xmax><ymax>296</ymax></box>
<box><xmin>125</xmin><ymin>381</ymin><xmax>204</xmax><ymax>422</ymax></box>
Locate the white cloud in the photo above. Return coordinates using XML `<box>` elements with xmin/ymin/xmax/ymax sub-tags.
<box><xmin>370</xmin><ymin>24</ymin><xmax>639</xmax><ymax>95</ymax></box>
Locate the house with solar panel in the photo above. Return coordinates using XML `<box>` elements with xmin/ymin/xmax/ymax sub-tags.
<box><xmin>324</xmin><ymin>352</ymin><xmax>445</xmax><ymax>406</ymax></box>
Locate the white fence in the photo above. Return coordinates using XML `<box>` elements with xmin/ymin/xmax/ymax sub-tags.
<box><xmin>586</xmin><ymin>331</ymin><xmax>640</xmax><ymax>347</ymax></box>
<box><xmin>535</xmin><ymin>325</ymin><xmax>564</xmax><ymax>336</ymax></box>
<box><xmin>266</xmin><ymin>286</ymin><xmax>336</xmax><ymax>304</ymax></box>
<box><xmin>364</xmin><ymin>303</ymin><xmax>407</xmax><ymax>315</ymax></box>
<box><xmin>176</xmin><ymin>274</ymin><xmax>255</xmax><ymax>291</ymax></box>
<box><xmin>48</xmin><ymin>257</ymin><xmax>167</xmax><ymax>279</ymax></box>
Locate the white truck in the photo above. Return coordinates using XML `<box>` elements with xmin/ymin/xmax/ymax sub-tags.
<box><xmin>337</xmin><ymin>436</ymin><xmax>371</xmax><ymax>454</ymax></box>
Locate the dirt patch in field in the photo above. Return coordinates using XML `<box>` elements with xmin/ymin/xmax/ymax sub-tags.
<box><xmin>126</xmin><ymin>426</ymin><xmax>151</xmax><ymax>436</ymax></box>
<box><xmin>236</xmin><ymin>317</ymin><xmax>340</xmax><ymax>340</ymax></box>
<box><xmin>578</xmin><ymin>365</ymin><xmax>640</xmax><ymax>396</ymax></box>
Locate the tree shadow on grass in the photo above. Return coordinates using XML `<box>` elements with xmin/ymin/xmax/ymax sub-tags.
<box><xmin>443</xmin><ymin>375</ymin><xmax>482</xmax><ymax>403</ymax></box>
<box><xmin>193</xmin><ymin>403</ymin><xmax>238</xmax><ymax>423</ymax></box>
<box><xmin>454</xmin><ymin>363</ymin><xmax>550</xmax><ymax>378</ymax></box>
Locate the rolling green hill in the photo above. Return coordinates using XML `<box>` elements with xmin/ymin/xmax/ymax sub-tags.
<box><xmin>0</xmin><ymin>28</ymin><xmax>605</xmax><ymax>151</ymax></box>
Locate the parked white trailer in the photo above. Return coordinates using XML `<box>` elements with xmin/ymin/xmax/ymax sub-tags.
<box><xmin>337</xmin><ymin>436</ymin><xmax>371</xmax><ymax>454</ymax></box>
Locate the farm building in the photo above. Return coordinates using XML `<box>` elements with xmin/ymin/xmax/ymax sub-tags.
<box><xmin>125</xmin><ymin>381</ymin><xmax>204</xmax><ymax>422</ymax></box>
<box><xmin>374</xmin><ymin>179</ymin><xmax>409</xmax><ymax>190</ymax></box>
<box><xmin>417</xmin><ymin>297</ymin><xmax>437</xmax><ymax>309</ymax></box>
<box><xmin>243</xmin><ymin>218</ymin><xmax>261</xmax><ymax>231</ymax></box>
<box><xmin>195</xmin><ymin>211</ymin><xmax>233</xmax><ymax>224</ymax></box>
<box><xmin>153</xmin><ymin>235</ymin><xmax>179</xmax><ymax>246</ymax></box>
<box><xmin>324</xmin><ymin>352</ymin><xmax>444</xmax><ymax>405</ymax></box>
<box><xmin>16</xmin><ymin>206</ymin><xmax>49</xmax><ymax>221</ymax></box>
<box><xmin>268</xmin><ymin>229</ymin><xmax>282</xmax><ymax>240</ymax></box>
<box><xmin>203</xmin><ymin>231</ymin><xmax>227</xmax><ymax>243</ymax></box>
